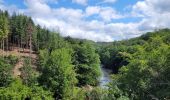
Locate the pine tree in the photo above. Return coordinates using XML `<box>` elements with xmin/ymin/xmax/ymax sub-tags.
<box><xmin>0</xmin><ymin>11</ymin><xmax>9</xmax><ymax>57</ymax></box>
<box><xmin>26</xmin><ymin>18</ymin><xmax>34</xmax><ymax>64</ymax></box>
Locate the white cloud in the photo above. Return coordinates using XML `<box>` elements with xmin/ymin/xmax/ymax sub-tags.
<box><xmin>85</xmin><ymin>6</ymin><xmax>100</xmax><ymax>16</ymax></box>
<box><xmin>132</xmin><ymin>0</ymin><xmax>170</xmax><ymax>16</ymax></box>
<box><xmin>85</xmin><ymin>6</ymin><xmax>123</xmax><ymax>22</ymax></box>
<box><xmin>23</xmin><ymin>0</ymin><xmax>127</xmax><ymax>42</ymax></box>
<box><xmin>99</xmin><ymin>7</ymin><xmax>123</xmax><ymax>21</ymax></box>
<box><xmin>25</xmin><ymin>0</ymin><xmax>51</xmax><ymax>17</ymax></box>
<box><xmin>131</xmin><ymin>0</ymin><xmax>170</xmax><ymax>32</ymax></box>
<box><xmin>34</xmin><ymin>17</ymin><xmax>114</xmax><ymax>42</ymax></box>
<box><xmin>29</xmin><ymin>0</ymin><xmax>170</xmax><ymax>41</ymax></box>
<box><xmin>72</xmin><ymin>0</ymin><xmax>87</xmax><ymax>6</ymax></box>
<box><xmin>53</xmin><ymin>8</ymin><xmax>83</xmax><ymax>21</ymax></box>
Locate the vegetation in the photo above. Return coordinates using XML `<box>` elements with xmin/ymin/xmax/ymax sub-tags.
<box><xmin>65</xmin><ymin>37</ymin><xmax>101</xmax><ymax>86</ymax></box>
<box><xmin>0</xmin><ymin>57</ymin><xmax>13</xmax><ymax>87</ymax></box>
<box><xmin>0</xmin><ymin>10</ymin><xmax>101</xmax><ymax>100</ymax></box>
<box><xmin>39</xmin><ymin>48</ymin><xmax>77</xmax><ymax>99</ymax></box>
<box><xmin>0</xmin><ymin>79</ymin><xmax>53</xmax><ymax>100</ymax></box>
<box><xmin>98</xmin><ymin>29</ymin><xmax>170</xmax><ymax>99</ymax></box>
<box><xmin>0</xmin><ymin>9</ymin><xmax>170</xmax><ymax>100</ymax></box>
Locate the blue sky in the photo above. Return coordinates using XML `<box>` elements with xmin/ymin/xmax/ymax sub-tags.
<box><xmin>0</xmin><ymin>0</ymin><xmax>170</xmax><ymax>41</ymax></box>
<box><xmin>4</xmin><ymin>0</ymin><xmax>141</xmax><ymax>23</ymax></box>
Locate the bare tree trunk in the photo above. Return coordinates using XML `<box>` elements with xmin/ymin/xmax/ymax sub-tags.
<box><xmin>26</xmin><ymin>35</ymin><xmax>28</xmax><ymax>50</ymax></box>
<box><xmin>1</xmin><ymin>40</ymin><xmax>2</xmax><ymax>50</ymax></box>
<box><xmin>12</xmin><ymin>37</ymin><xmax>14</xmax><ymax>51</ymax></box>
<box><xmin>37</xmin><ymin>39</ymin><xmax>39</xmax><ymax>52</ymax></box>
<box><xmin>27</xmin><ymin>21</ymin><xmax>33</xmax><ymax>65</ymax></box>
<box><xmin>6</xmin><ymin>37</ymin><xmax>8</xmax><ymax>55</ymax></box>
<box><xmin>18</xmin><ymin>37</ymin><xmax>20</xmax><ymax>57</ymax></box>
<box><xmin>21</xmin><ymin>37</ymin><xmax>22</xmax><ymax>52</ymax></box>
<box><xmin>11</xmin><ymin>37</ymin><xmax>13</xmax><ymax>51</ymax></box>
<box><xmin>2</xmin><ymin>39</ymin><xmax>4</xmax><ymax>58</ymax></box>
<box><xmin>18</xmin><ymin>38</ymin><xmax>19</xmax><ymax>51</ymax></box>
<box><xmin>29</xmin><ymin>34</ymin><xmax>32</xmax><ymax>65</ymax></box>
<box><xmin>0</xmin><ymin>40</ymin><xmax>2</xmax><ymax>50</ymax></box>
<box><xmin>6</xmin><ymin>37</ymin><xmax>8</xmax><ymax>51</ymax></box>
<box><xmin>0</xmin><ymin>40</ymin><xmax>2</xmax><ymax>56</ymax></box>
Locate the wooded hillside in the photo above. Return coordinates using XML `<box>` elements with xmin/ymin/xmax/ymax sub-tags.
<box><xmin>98</xmin><ymin>28</ymin><xmax>170</xmax><ymax>99</ymax></box>
<box><xmin>0</xmin><ymin>10</ymin><xmax>101</xmax><ymax>100</ymax></box>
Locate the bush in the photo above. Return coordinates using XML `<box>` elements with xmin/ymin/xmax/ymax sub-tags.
<box><xmin>0</xmin><ymin>57</ymin><xmax>13</xmax><ymax>87</ymax></box>
<box><xmin>4</xmin><ymin>55</ymin><xmax>19</xmax><ymax>65</ymax></box>
<box><xmin>0</xmin><ymin>79</ymin><xmax>53</xmax><ymax>100</ymax></box>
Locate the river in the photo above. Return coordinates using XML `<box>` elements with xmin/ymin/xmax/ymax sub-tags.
<box><xmin>99</xmin><ymin>65</ymin><xmax>112</xmax><ymax>88</ymax></box>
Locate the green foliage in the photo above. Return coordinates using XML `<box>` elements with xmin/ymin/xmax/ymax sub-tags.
<box><xmin>71</xmin><ymin>87</ymin><xmax>86</xmax><ymax>100</ymax></box>
<box><xmin>39</xmin><ymin>48</ymin><xmax>77</xmax><ymax>99</ymax></box>
<box><xmin>0</xmin><ymin>55</ymin><xmax>19</xmax><ymax>87</ymax></box>
<box><xmin>85</xmin><ymin>87</ymin><xmax>109</xmax><ymax>100</ymax></box>
<box><xmin>0</xmin><ymin>57</ymin><xmax>13</xmax><ymax>87</ymax></box>
<box><xmin>101</xmin><ymin>29</ymin><xmax>170</xmax><ymax>99</ymax></box>
<box><xmin>35</xmin><ymin>27</ymin><xmax>67</xmax><ymax>51</ymax></box>
<box><xmin>98</xmin><ymin>44</ymin><xmax>131</xmax><ymax>73</ymax></box>
<box><xmin>0</xmin><ymin>79</ymin><xmax>53</xmax><ymax>100</ymax></box>
<box><xmin>0</xmin><ymin>10</ymin><xmax>9</xmax><ymax>39</ymax></box>
<box><xmin>20</xmin><ymin>58</ymin><xmax>38</xmax><ymax>86</ymax></box>
<box><xmin>4</xmin><ymin>55</ymin><xmax>19</xmax><ymax>65</ymax></box>
<box><xmin>68</xmin><ymin>40</ymin><xmax>101</xmax><ymax>86</ymax></box>
<box><xmin>10</xmin><ymin>14</ymin><xmax>33</xmax><ymax>47</ymax></box>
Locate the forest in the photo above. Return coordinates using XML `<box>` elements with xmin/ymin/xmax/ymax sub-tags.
<box><xmin>0</xmin><ymin>10</ymin><xmax>170</xmax><ymax>100</ymax></box>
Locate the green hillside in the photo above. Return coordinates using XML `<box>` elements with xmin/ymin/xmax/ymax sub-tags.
<box><xmin>98</xmin><ymin>29</ymin><xmax>170</xmax><ymax>99</ymax></box>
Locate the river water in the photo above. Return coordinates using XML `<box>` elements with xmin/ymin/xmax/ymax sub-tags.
<box><xmin>99</xmin><ymin>66</ymin><xmax>112</xmax><ymax>88</ymax></box>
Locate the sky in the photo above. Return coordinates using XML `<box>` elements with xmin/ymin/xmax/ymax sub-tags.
<box><xmin>0</xmin><ymin>0</ymin><xmax>170</xmax><ymax>42</ymax></box>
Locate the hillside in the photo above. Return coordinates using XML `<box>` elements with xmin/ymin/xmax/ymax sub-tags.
<box><xmin>0</xmin><ymin>10</ymin><xmax>101</xmax><ymax>100</ymax></box>
<box><xmin>97</xmin><ymin>28</ymin><xmax>170</xmax><ymax>99</ymax></box>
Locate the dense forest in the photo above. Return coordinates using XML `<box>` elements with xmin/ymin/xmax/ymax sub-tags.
<box><xmin>98</xmin><ymin>28</ymin><xmax>170</xmax><ymax>99</ymax></box>
<box><xmin>0</xmin><ymin>10</ymin><xmax>170</xmax><ymax>100</ymax></box>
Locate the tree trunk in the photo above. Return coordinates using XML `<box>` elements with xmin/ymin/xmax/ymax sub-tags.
<box><xmin>26</xmin><ymin>35</ymin><xmax>28</xmax><ymax>50</ymax></box>
<box><xmin>21</xmin><ymin>37</ymin><xmax>23</xmax><ymax>52</ymax></box>
<box><xmin>29</xmin><ymin>34</ymin><xmax>32</xmax><ymax>65</ymax></box>
<box><xmin>0</xmin><ymin>40</ymin><xmax>2</xmax><ymax>49</ymax></box>
<box><xmin>2</xmin><ymin>39</ymin><xmax>4</xmax><ymax>58</ymax></box>
<box><xmin>6</xmin><ymin>37</ymin><xmax>8</xmax><ymax>55</ymax></box>
<box><xmin>18</xmin><ymin>37</ymin><xmax>20</xmax><ymax>57</ymax></box>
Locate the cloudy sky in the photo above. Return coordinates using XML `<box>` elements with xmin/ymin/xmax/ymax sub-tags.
<box><xmin>0</xmin><ymin>0</ymin><xmax>170</xmax><ymax>42</ymax></box>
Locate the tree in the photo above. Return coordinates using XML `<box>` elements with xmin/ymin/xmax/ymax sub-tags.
<box><xmin>0</xmin><ymin>10</ymin><xmax>9</xmax><ymax>57</ymax></box>
<box><xmin>0</xmin><ymin>57</ymin><xmax>12</xmax><ymax>87</ymax></box>
<box><xmin>20</xmin><ymin>58</ymin><xmax>38</xmax><ymax>86</ymax></box>
<box><xmin>103</xmin><ymin>29</ymin><xmax>170</xmax><ymax>99</ymax></box>
<box><xmin>72</xmin><ymin>42</ymin><xmax>101</xmax><ymax>86</ymax></box>
<box><xmin>39</xmin><ymin>48</ymin><xmax>77</xmax><ymax>99</ymax></box>
<box><xmin>26</xmin><ymin>18</ymin><xmax>34</xmax><ymax>64</ymax></box>
<box><xmin>0</xmin><ymin>79</ymin><xmax>53</xmax><ymax>100</ymax></box>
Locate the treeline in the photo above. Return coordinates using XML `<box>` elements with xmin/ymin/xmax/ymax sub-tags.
<box><xmin>98</xmin><ymin>29</ymin><xmax>170</xmax><ymax>99</ymax></box>
<box><xmin>0</xmin><ymin>10</ymin><xmax>101</xmax><ymax>100</ymax></box>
